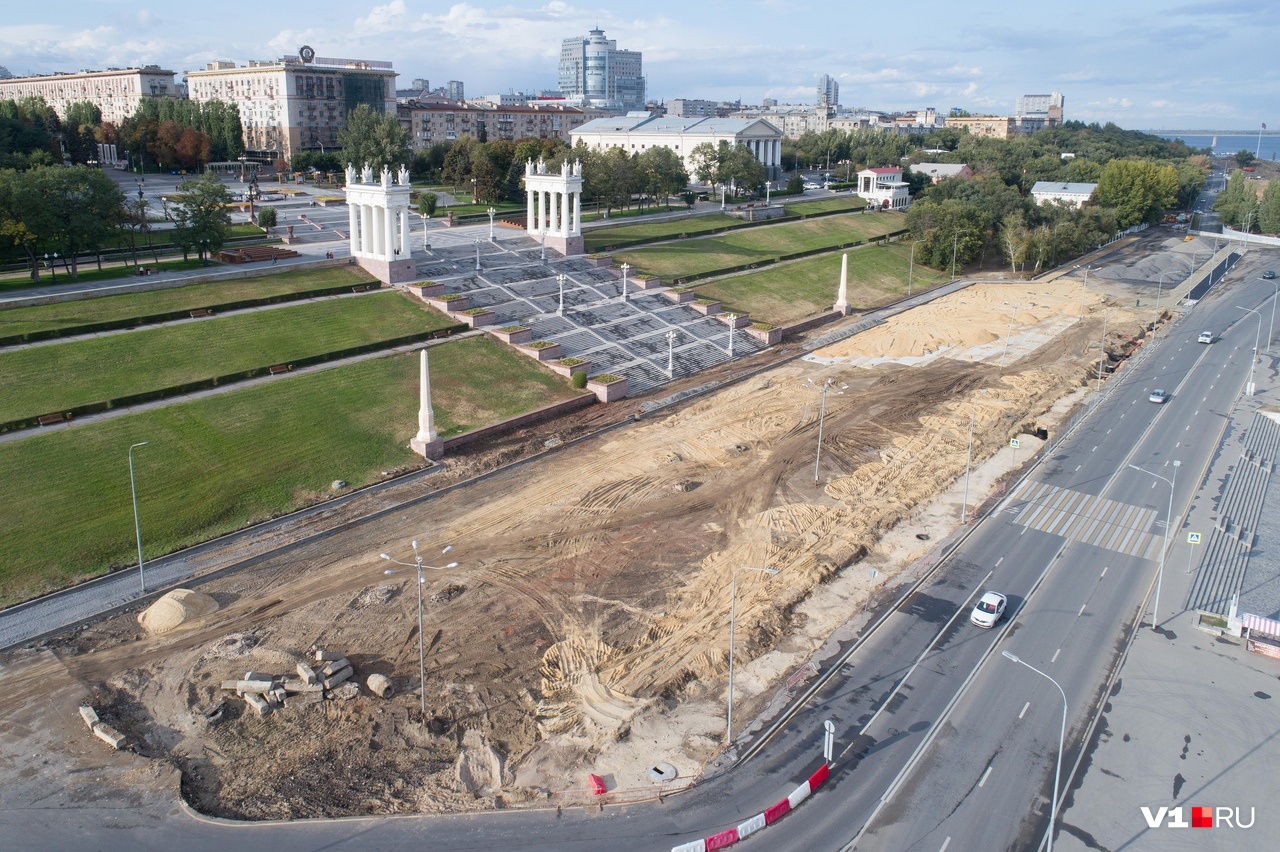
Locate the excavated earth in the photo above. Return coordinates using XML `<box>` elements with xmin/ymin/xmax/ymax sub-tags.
<box><xmin>0</xmin><ymin>265</ymin><xmax>1167</xmax><ymax>820</ymax></box>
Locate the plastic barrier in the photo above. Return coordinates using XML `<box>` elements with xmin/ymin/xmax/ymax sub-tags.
<box><xmin>672</xmin><ymin>841</ymin><xmax>705</xmax><ymax>852</ymax></box>
<box><xmin>705</xmin><ymin>828</ymin><xmax>738</xmax><ymax>850</ymax></box>
<box><xmin>763</xmin><ymin>798</ymin><xmax>792</xmax><ymax>824</ymax></box>
<box><xmin>588</xmin><ymin>774</ymin><xmax>607</xmax><ymax>795</ymax></box>
<box><xmin>736</xmin><ymin>813</ymin><xmax>766</xmax><ymax>839</ymax></box>
<box><xmin>809</xmin><ymin>763</ymin><xmax>830</xmax><ymax>789</ymax></box>
<box><xmin>787</xmin><ymin>783</ymin><xmax>810</xmax><ymax>809</ymax></box>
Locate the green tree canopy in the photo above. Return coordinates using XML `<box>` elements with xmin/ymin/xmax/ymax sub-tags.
<box><xmin>337</xmin><ymin>103</ymin><xmax>410</xmax><ymax>172</ymax></box>
<box><xmin>172</xmin><ymin>172</ymin><xmax>232</xmax><ymax>264</ymax></box>
<box><xmin>1094</xmin><ymin>159</ymin><xmax>1178</xmax><ymax>227</ymax></box>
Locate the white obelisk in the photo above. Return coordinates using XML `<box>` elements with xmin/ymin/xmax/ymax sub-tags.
<box><xmin>410</xmin><ymin>348</ymin><xmax>443</xmax><ymax>459</ymax></box>
<box><xmin>834</xmin><ymin>252</ymin><xmax>851</xmax><ymax>315</ymax></box>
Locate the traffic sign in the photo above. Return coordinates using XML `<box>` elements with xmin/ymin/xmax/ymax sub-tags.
<box><xmin>1010</xmin><ymin>438</ymin><xmax>1021</xmax><ymax>448</ymax></box>
<box><xmin>1188</xmin><ymin>532</ymin><xmax>1201</xmax><ymax>544</ymax></box>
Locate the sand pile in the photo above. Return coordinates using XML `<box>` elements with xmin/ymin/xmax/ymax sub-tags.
<box><xmin>138</xmin><ymin>589</ymin><xmax>219</xmax><ymax>634</ymax></box>
<box><xmin>808</xmin><ymin>280</ymin><xmax>1101</xmax><ymax>367</ymax></box>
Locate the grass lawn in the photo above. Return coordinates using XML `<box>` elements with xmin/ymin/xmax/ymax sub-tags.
<box><xmin>0</xmin><ymin>336</ymin><xmax>582</xmax><ymax>605</ymax></box>
<box><xmin>0</xmin><ymin>266</ymin><xmax>376</xmax><ymax>338</ymax></box>
<box><xmin>786</xmin><ymin>195</ymin><xmax>868</xmax><ymax>216</ymax></box>
<box><xmin>0</xmin><ymin>291</ymin><xmax>454</xmax><ymax>422</ymax></box>
<box><xmin>613</xmin><ymin>211</ymin><xmax>907</xmax><ymax>281</ymax></box>
<box><xmin>0</xmin><ymin>258</ymin><xmax>212</xmax><ymax>293</ymax></box>
<box><xmin>583</xmin><ymin>214</ymin><xmax>740</xmax><ymax>253</ymax></box>
<box><xmin>693</xmin><ymin>242</ymin><xmax>949</xmax><ymax>325</ymax></box>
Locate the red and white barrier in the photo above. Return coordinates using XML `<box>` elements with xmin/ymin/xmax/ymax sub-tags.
<box><xmin>671</xmin><ymin>763</ymin><xmax>830</xmax><ymax>852</ymax></box>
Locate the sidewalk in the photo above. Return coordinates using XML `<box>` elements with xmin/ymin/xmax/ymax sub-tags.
<box><xmin>1056</xmin><ymin>326</ymin><xmax>1280</xmax><ymax>849</ymax></box>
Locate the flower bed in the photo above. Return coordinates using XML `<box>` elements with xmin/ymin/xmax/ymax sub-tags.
<box><xmin>587</xmin><ymin>373</ymin><xmax>628</xmax><ymax>403</ymax></box>
<box><xmin>491</xmin><ymin>325</ymin><xmax>532</xmax><ymax>345</ymax></box>
<box><xmin>663</xmin><ymin>288</ymin><xmax>695</xmax><ymax>304</ymax></box>
<box><xmin>458</xmin><ymin>307</ymin><xmax>496</xmax><ymax>327</ymax></box>
<box><xmin>690</xmin><ymin>299</ymin><xmax>721</xmax><ymax>316</ymax></box>
<box><xmin>426</xmin><ymin>293</ymin><xmax>470</xmax><ymax>312</ymax></box>
<box><xmin>550</xmin><ymin>356</ymin><xmax>591</xmax><ymax>378</ymax></box>
<box><xmin>516</xmin><ymin>340</ymin><xmax>562</xmax><ymax>362</ymax></box>
<box><xmin>746</xmin><ymin>321</ymin><xmax>781</xmax><ymax>345</ymax></box>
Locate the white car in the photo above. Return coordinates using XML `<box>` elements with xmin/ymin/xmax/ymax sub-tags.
<box><xmin>1149</xmin><ymin>388</ymin><xmax>1170</xmax><ymax>404</ymax></box>
<box><xmin>970</xmin><ymin>591</ymin><xmax>1007</xmax><ymax>628</ymax></box>
<box><xmin>803</xmin><ymin>181</ymin><xmax>821</xmax><ymax>190</ymax></box>
<box><xmin>1198</xmin><ymin>331</ymin><xmax>1214</xmax><ymax>344</ymax></box>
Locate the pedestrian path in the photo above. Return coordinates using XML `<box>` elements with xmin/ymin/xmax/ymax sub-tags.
<box><xmin>1005</xmin><ymin>481</ymin><xmax>1164</xmax><ymax>560</ymax></box>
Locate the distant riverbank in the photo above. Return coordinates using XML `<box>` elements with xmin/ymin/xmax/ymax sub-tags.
<box><xmin>1154</xmin><ymin>131</ymin><xmax>1279</xmax><ymax>160</ymax></box>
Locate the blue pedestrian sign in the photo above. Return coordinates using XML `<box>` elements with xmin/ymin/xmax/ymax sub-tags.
<box><xmin>1187</xmin><ymin>532</ymin><xmax>1201</xmax><ymax>544</ymax></box>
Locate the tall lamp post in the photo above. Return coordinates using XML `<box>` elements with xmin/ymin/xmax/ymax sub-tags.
<box><xmin>666</xmin><ymin>329</ymin><xmax>678</xmax><ymax>377</ymax></box>
<box><xmin>380</xmin><ymin>541</ymin><xmax>457</xmax><ymax>720</ymax></box>
<box><xmin>620</xmin><ymin>262</ymin><xmax>630</xmax><ymax>302</ymax></box>
<box><xmin>808</xmin><ymin>377</ymin><xmax>848</xmax><ymax>483</ymax></box>
<box><xmin>1002</xmin><ymin>650</ymin><xmax>1067</xmax><ymax>852</ymax></box>
<box><xmin>1237</xmin><ymin>305</ymin><xmax>1263</xmax><ymax>396</ymax></box>
<box><xmin>474</xmin><ymin>238</ymin><xmax>481</xmax><ymax>271</ymax></box>
<box><xmin>907</xmin><ymin>239</ymin><xmax>926</xmax><ymax>297</ymax></box>
<box><xmin>557</xmin><ymin>273</ymin><xmax>567</xmax><ymax>316</ymax></box>
<box><xmin>1268</xmin><ymin>278</ymin><xmax>1280</xmax><ymax>355</ymax></box>
<box><xmin>1000</xmin><ymin>302</ymin><xmax>1022</xmax><ymax>372</ymax></box>
<box><xmin>725</xmin><ymin>314</ymin><xmax>737</xmax><ymax>356</ymax></box>
<box><xmin>1128</xmin><ymin>461</ymin><xmax>1179</xmax><ymax>631</ymax></box>
<box><xmin>961</xmin><ymin>390</ymin><xmax>989</xmax><ymax>523</ymax></box>
<box><xmin>486</xmin><ymin>206</ymin><xmax>497</xmax><ymax>240</ymax></box>
<box><xmin>129</xmin><ymin>441</ymin><xmax>149</xmax><ymax>593</ymax></box>
<box><xmin>950</xmin><ymin>232</ymin><xmax>958</xmax><ymax>281</ymax></box>
<box><xmin>540</xmin><ymin>224</ymin><xmax>548</xmax><ymax>262</ymax></box>
<box><xmin>727</xmin><ymin>565</ymin><xmax>779</xmax><ymax>743</ymax></box>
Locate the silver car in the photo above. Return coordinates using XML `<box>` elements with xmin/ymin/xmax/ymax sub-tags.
<box><xmin>971</xmin><ymin>591</ymin><xmax>1007</xmax><ymax>628</ymax></box>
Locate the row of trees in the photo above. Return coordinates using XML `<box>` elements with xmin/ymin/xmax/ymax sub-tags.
<box><xmin>1215</xmin><ymin>169</ymin><xmax>1280</xmax><ymax>235</ymax></box>
<box><xmin>0</xmin><ymin>165</ymin><xmax>233</xmax><ymax>278</ymax></box>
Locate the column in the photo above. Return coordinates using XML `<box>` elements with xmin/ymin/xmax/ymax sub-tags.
<box><xmin>348</xmin><ymin>203</ymin><xmax>358</xmax><ymax>254</ymax></box>
<box><xmin>527</xmin><ymin>188</ymin><xmax>535</xmax><ymax>233</ymax></box>
<box><xmin>399</xmin><ymin>207</ymin><xmax>409</xmax><ymax>256</ymax></box>
<box><xmin>359</xmin><ymin>204</ymin><xmax>371</xmax><ymax>256</ymax></box>
<box><xmin>561</xmin><ymin>187</ymin><xmax>570</xmax><ymax>237</ymax></box>
<box><xmin>573</xmin><ymin>190</ymin><xmax>581</xmax><ymax>235</ymax></box>
<box><xmin>384</xmin><ymin>205</ymin><xmax>394</xmax><ymax>257</ymax></box>
<box><xmin>550</xmin><ymin>190</ymin><xmax>560</xmax><ymax>234</ymax></box>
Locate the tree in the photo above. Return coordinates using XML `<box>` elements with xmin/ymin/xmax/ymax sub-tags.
<box><xmin>1234</xmin><ymin>150</ymin><xmax>1256</xmax><ymax>169</ymax></box>
<box><xmin>256</xmin><ymin>207</ymin><xmax>277</xmax><ymax>230</ymax></box>
<box><xmin>998</xmin><ymin>213</ymin><xmax>1032</xmax><ymax>272</ymax></box>
<box><xmin>1212</xmin><ymin>170</ymin><xmax>1256</xmax><ymax>228</ymax></box>
<box><xmin>1257</xmin><ymin>181</ymin><xmax>1280</xmax><ymax>236</ymax></box>
<box><xmin>1094</xmin><ymin>159</ymin><xmax>1178</xmax><ymax>227</ymax></box>
<box><xmin>441</xmin><ymin>136</ymin><xmax>475</xmax><ymax>191</ymax></box>
<box><xmin>418</xmin><ymin>192</ymin><xmax>438</xmax><ymax>217</ymax></box>
<box><xmin>33</xmin><ymin>165</ymin><xmax>124</xmax><ymax>278</ymax></box>
<box><xmin>172</xmin><ymin>172</ymin><xmax>232</xmax><ymax>264</ymax></box>
<box><xmin>636</xmin><ymin>146</ymin><xmax>688</xmax><ymax>209</ymax></box>
<box><xmin>338</xmin><ymin>104</ymin><xmax>410</xmax><ymax>172</ymax></box>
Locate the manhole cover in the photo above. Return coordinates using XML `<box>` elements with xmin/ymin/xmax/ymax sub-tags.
<box><xmin>647</xmin><ymin>762</ymin><xmax>678</xmax><ymax>783</ymax></box>
<box><xmin>916</xmin><ymin>533</ymin><xmax>931</xmax><ymax>541</ymax></box>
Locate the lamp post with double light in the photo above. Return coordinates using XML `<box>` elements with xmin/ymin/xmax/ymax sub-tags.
<box><xmin>1127</xmin><ymin>461</ymin><xmax>1179</xmax><ymax>631</ymax></box>
<box><xmin>487</xmin><ymin>207</ymin><xmax>497</xmax><ymax>240</ymax></box>
<box><xmin>727</xmin><ymin>565</ymin><xmax>779</xmax><ymax>743</ymax></box>
<box><xmin>1237</xmin><ymin>305</ymin><xmax>1262</xmax><ymax>396</ymax></box>
<box><xmin>380</xmin><ymin>542</ymin><xmax>457</xmax><ymax>720</ymax></box>
<box><xmin>808</xmin><ymin>377</ymin><xmax>847</xmax><ymax>483</ymax></box>
<box><xmin>1002</xmin><ymin>650</ymin><xmax>1067</xmax><ymax>852</ymax></box>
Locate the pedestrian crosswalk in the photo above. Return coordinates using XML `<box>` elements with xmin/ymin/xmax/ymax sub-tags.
<box><xmin>1004</xmin><ymin>481</ymin><xmax>1164</xmax><ymax>561</ymax></box>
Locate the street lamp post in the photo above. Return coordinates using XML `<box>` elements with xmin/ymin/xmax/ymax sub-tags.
<box><xmin>474</xmin><ymin>238</ymin><xmax>481</xmax><ymax>271</ymax></box>
<box><xmin>540</xmin><ymin>225</ymin><xmax>547</xmax><ymax>262</ymax></box>
<box><xmin>727</xmin><ymin>566</ymin><xmax>779</xmax><ymax>743</ymax></box>
<box><xmin>725</xmin><ymin>314</ymin><xmax>737</xmax><ymax>356</ymax></box>
<box><xmin>1237</xmin><ymin>305</ymin><xmax>1263</xmax><ymax>396</ymax></box>
<box><xmin>1002</xmin><ymin>650</ymin><xmax>1067</xmax><ymax>852</ymax></box>
<box><xmin>380</xmin><ymin>542</ymin><xmax>457</xmax><ymax>720</ymax></box>
<box><xmin>1096</xmin><ymin>309</ymin><xmax>1109</xmax><ymax>393</ymax></box>
<box><xmin>1000</xmin><ymin>302</ymin><xmax>1022</xmax><ymax>372</ymax></box>
<box><xmin>808</xmin><ymin>377</ymin><xmax>848</xmax><ymax>483</ymax></box>
<box><xmin>666</xmin><ymin>329</ymin><xmax>677</xmax><ymax>377</ymax></box>
<box><xmin>487</xmin><ymin>207</ymin><xmax>497</xmax><ymax>240</ymax></box>
<box><xmin>1073</xmin><ymin>265</ymin><xmax>1091</xmax><ymax>322</ymax></box>
<box><xmin>129</xmin><ymin>442</ymin><xmax>149</xmax><ymax>593</ymax></box>
<box><xmin>620</xmin><ymin>262</ymin><xmax>630</xmax><ymax>302</ymax></box>
<box><xmin>907</xmin><ymin>239</ymin><xmax>926</xmax><ymax>297</ymax></box>
<box><xmin>961</xmin><ymin>390</ymin><xmax>989</xmax><ymax>523</ymax></box>
<box><xmin>1128</xmin><ymin>461</ymin><xmax>1179</xmax><ymax>631</ymax></box>
<box><xmin>557</xmin><ymin>273</ymin><xmax>567</xmax><ymax>316</ymax></box>
<box><xmin>950</xmin><ymin>232</ymin><xmax>958</xmax><ymax>281</ymax></box>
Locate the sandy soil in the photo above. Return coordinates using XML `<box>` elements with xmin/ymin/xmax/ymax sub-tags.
<box><xmin>0</xmin><ymin>263</ymin><xmax>1166</xmax><ymax>819</ymax></box>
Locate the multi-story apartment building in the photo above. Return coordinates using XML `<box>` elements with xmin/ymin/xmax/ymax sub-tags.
<box><xmin>186</xmin><ymin>50</ymin><xmax>397</xmax><ymax>162</ymax></box>
<box><xmin>0</xmin><ymin>66</ymin><xmax>177</xmax><ymax>124</ymax></box>
<box><xmin>945</xmin><ymin>115</ymin><xmax>1019</xmax><ymax>139</ymax></box>
<box><xmin>668</xmin><ymin>99</ymin><xmax>741</xmax><ymax>119</ymax></box>
<box><xmin>1015</xmin><ymin>92</ymin><xmax>1064</xmax><ymax>132</ymax></box>
<box><xmin>731</xmin><ymin>105</ymin><xmax>830</xmax><ymax>140</ymax></box>
<box><xmin>398</xmin><ymin>101</ymin><xmax>597</xmax><ymax>148</ymax></box>
<box><xmin>558</xmin><ymin>28</ymin><xmax>645</xmax><ymax>113</ymax></box>
<box><xmin>817</xmin><ymin>74</ymin><xmax>839</xmax><ymax>110</ymax></box>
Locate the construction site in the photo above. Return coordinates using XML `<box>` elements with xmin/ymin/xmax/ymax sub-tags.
<box><xmin>0</xmin><ymin>231</ymin><xmax>1224</xmax><ymax>822</ymax></box>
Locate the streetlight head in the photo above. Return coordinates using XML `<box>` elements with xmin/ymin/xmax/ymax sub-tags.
<box><xmin>763</xmin><ymin>567</ymin><xmax>780</xmax><ymax>575</ymax></box>
<box><xmin>444</xmin><ymin>561</ymin><xmax>459</xmax><ymax>569</ymax></box>
<box><xmin>380</xmin><ymin>553</ymin><xmax>392</xmax><ymax>560</ymax></box>
<box><xmin>411</xmin><ymin>540</ymin><xmax>419</xmax><ymax>550</ymax></box>
<box><xmin>1127</xmin><ymin>464</ymin><xmax>1140</xmax><ymax>472</ymax></box>
<box><xmin>441</xmin><ymin>545</ymin><xmax>453</xmax><ymax>554</ymax></box>
<box><xmin>384</xmin><ymin>569</ymin><xmax>395</xmax><ymax>575</ymax></box>
<box><xmin>1001</xmin><ymin>650</ymin><xmax>1020</xmax><ymax>663</ymax></box>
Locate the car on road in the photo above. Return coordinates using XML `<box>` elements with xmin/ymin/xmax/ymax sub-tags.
<box><xmin>1149</xmin><ymin>388</ymin><xmax>1170</xmax><ymax>404</ymax></box>
<box><xmin>1264</xmin><ymin>271</ymin><xmax>1276</xmax><ymax>280</ymax></box>
<box><xmin>1198</xmin><ymin>331</ymin><xmax>1215</xmax><ymax>344</ymax></box>
<box><xmin>970</xmin><ymin>591</ymin><xmax>1007</xmax><ymax>628</ymax></box>
<box><xmin>803</xmin><ymin>181</ymin><xmax>821</xmax><ymax>190</ymax></box>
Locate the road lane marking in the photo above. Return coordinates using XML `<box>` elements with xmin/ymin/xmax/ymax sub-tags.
<box><xmin>1074</xmin><ymin>464</ymin><xmax>1081</xmax><ymax>471</ymax></box>
<box><xmin>1107</xmin><ymin>429</ymin><xmax>1112</xmax><ymax>434</ymax></box>
<box><xmin>1186</xmin><ymin>424</ymin><xmax>1191</xmax><ymax>431</ymax></box>
<box><xmin>1195</xmin><ymin>409</ymin><xmax>1200</xmax><ymax>415</ymax></box>
<box><xmin>978</xmin><ymin>766</ymin><xmax>993</xmax><ymax>788</ymax></box>
<box><xmin>939</xmin><ymin>838</ymin><xmax>951</xmax><ymax>852</ymax></box>
<box><xmin>1079</xmin><ymin>603</ymin><xmax>1087</xmax><ymax>616</ymax></box>
<box><xmin>1092</xmin><ymin>445</ymin><xmax>1097</xmax><ymax>452</ymax></box>
<box><xmin>1019</xmin><ymin>701</ymin><xmax>1030</xmax><ymax>719</ymax></box>
<box><xmin>995</xmin><ymin>557</ymin><xmax>1004</xmax><ymax>566</ymax></box>
<box><xmin>1051</xmin><ymin>648</ymin><xmax>1061</xmax><ymax>663</ymax></box>
<box><xmin>1101</xmin><ymin>566</ymin><xmax>1108</xmax><ymax>578</ymax></box>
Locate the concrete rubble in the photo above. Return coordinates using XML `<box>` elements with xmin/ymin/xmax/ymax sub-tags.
<box><xmin>216</xmin><ymin>648</ymin><xmax>369</xmax><ymax>715</ymax></box>
<box><xmin>79</xmin><ymin>704</ymin><xmax>126</xmax><ymax>750</ymax></box>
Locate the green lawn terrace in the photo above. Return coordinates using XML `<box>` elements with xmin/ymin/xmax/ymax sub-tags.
<box><xmin>0</xmin><ymin>336</ymin><xmax>582</xmax><ymax>606</ymax></box>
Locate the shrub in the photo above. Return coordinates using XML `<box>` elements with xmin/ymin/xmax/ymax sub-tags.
<box><xmin>500</xmin><ymin>325</ymin><xmax>527</xmax><ymax>333</ymax></box>
<box><xmin>592</xmin><ymin>373</ymin><xmax>621</xmax><ymax>383</ymax></box>
<box><xmin>559</xmin><ymin>357</ymin><xmax>585</xmax><ymax>366</ymax></box>
<box><xmin>438</xmin><ymin>293</ymin><xmax>465</xmax><ymax>301</ymax></box>
<box><xmin>460</xmin><ymin>307</ymin><xmax>492</xmax><ymax>316</ymax></box>
<box><xmin>528</xmin><ymin>340</ymin><xmax>556</xmax><ymax>349</ymax></box>
<box><xmin>256</xmin><ymin>207</ymin><xmax>278</xmax><ymax>229</ymax></box>
<box><xmin>571</xmin><ymin>371</ymin><xmax>587</xmax><ymax>389</ymax></box>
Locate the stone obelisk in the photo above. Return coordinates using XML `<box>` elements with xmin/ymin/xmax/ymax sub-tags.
<box><xmin>410</xmin><ymin>348</ymin><xmax>443</xmax><ymax>459</ymax></box>
<box><xmin>834</xmin><ymin>252</ymin><xmax>851</xmax><ymax>315</ymax></box>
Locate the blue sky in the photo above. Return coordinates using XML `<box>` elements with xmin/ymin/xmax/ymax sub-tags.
<box><xmin>3</xmin><ymin>0</ymin><xmax>1275</xmax><ymax>130</ymax></box>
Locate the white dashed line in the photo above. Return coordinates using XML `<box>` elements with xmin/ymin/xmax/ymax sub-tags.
<box><xmin>995</xmin><ymin>557</ymin><xmax>1004</xmax><ymax>567</ymax></box>
<box><xmin>1079</xmin><ymin>603</ymin><xmax>1087</xmax><ymax>616</ymax></box>
<box><xmin>979</xmin><ymin>766</ymin><xmax>993</xmax><ymax>788</ymax></box>
<box><xmin>940</xmin><ymin>837</ymin><xmax>952</xmax><ymax>852</ymax></box>
<box><xmin>1051</xmin><ymin>648</ymin><xmax>1062</xmax><ymax>663</ymax></box>
<box><xmin>1019</xmin><ymin>701</ymin><xmax>1030</xmax><ymax>719</ymax></box>
<box><xmin>1101</xmin><ymin>566</ymin><xmax>1109</xmax><ymax>578</ymax></box>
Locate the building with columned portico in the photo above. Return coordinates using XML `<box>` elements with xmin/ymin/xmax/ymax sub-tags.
<box><xmin>570</xmin><ymin>113</ymin><xmax>783</xmax><ymax>182</ymax></box>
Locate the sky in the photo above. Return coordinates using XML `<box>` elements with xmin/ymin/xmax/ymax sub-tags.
<box><xmin>2</xmin><ymin>0</ymin><xmax>1276</xmax><ymax>130</ymax></box>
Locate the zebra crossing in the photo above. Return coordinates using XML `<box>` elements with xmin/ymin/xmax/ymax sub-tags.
<box><xmin>1004</xmin><ymin>481</ymin><xmax>1164</xmax><ymax>561</ymax></box>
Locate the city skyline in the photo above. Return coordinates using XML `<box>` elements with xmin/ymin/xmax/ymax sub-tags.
<box><xmin>2</xmin><ymin>0</ymin><xmax>1274</xmax><ymax>130</ymax></box>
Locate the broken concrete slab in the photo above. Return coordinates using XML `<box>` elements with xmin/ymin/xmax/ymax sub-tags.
<box><xmin>78</xmin><ymin>706</ymin><xmax>100</xmax><ymax>730</ymax></box>
<box><xmin>296</xmin><ymin>662</ymin><xmax>318</xmax><ymax>685</ymax></box>
<box><xmin>330</xmin><ymin>681</ymin><xmax>359</xmax><ymax>701</ymax></box>
<box><xmin>286</xmin><ymin>692</ymin><xmax>325</xmax><ymax>707</ymax></box>
<box><xmin>319</xmin><ymin>658</ymin><xmax>350</xmax><ymax>678</ymax></box>
<box><xmin>322</xmin><ymin>666</ymin><xmax>353</xmax><ymax>689</ymax></box>
<box><xmin>244</xmin><ymin>670</ymin><xmax>274</xmax><ymax>683</ymax></box>
<box><xmin>366</xmin><ymin>674</ymin><xmax>394</xmax><ymax>698</ymax></box>
<box><xmin>281</xmin><ymin>678</ymin><xmax>324</xmax><ymax>694</ymax></box>
<box><xmin>236</xmin><ymin>679</ymin><xmax>274</xmax><ymax>695</ymax></box>
<box><xmin>244</xmin><ymin>693</ymin><xmax>271</xmax><ymax>717</ymax></box>
<box><xmin>92</xmin><ymin>723</ymin><xmax>126</xmax><ymax>749</ymax></box>
<box><xmin>315</xmin><ymin>649</ymin><xmax>344</xmax><ymax>662</ymax></box>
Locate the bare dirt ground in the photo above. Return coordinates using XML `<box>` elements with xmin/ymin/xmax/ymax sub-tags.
<box><xmin>0</xmin><ymin>251</ymin><xmax>1177</xmax><ymax>821</ymax></box>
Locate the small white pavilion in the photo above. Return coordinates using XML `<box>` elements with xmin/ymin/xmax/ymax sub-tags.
<box><xmin>343</xmin><ymin>163</ymin><xmax>417</xmax><ymax>284</ymax></box>
<box><xmin>523</xmin><ymin>158</ymin><xmax>584</xmax><ymax>257</ymax></box>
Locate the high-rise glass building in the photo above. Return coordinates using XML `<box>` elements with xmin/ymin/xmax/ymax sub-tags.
<box><xmin>817</xmin><ymin>74</ymin><xmax>839</xmax><ymax>110</ymax></box>
<box><xmin>558</xmin><ymin>28</ymin><xmax>645</xmax><ymax>113</ymax></box>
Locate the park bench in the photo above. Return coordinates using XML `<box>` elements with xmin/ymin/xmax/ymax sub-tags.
<box><xmin>38</xmin><ymin>413</ymin><xmax>68</xmax><ymax>426</ymax></box>
<box><xmin>268</xmin><ymin>364</ymin><xmax>293</xmax><ymax>375</ymax></box>
<box><xmin>189</xmin><ymin>309</ymin><xmax>213</xmax><ymax>318</ymax></box>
